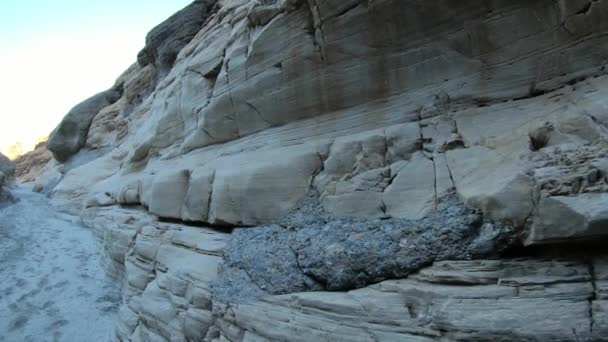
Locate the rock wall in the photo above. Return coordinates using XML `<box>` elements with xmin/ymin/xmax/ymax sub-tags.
<box><xmin>82</xmin><ymin>204</ymin><xmax>607</xmax><ymax>342</ymax></box>
<box><xmin>0</xmin><ymin>152</ymin><xmax>16</xmax><ymax>205</ymax></box>
<box><xmin>24</xmin><ymin>0</ymin><xmax>608</xmax><ymax>340</ymax></box>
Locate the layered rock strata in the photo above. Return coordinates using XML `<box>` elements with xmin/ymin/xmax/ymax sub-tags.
<box><xmin>19</xmin><ymin>0</ymin><xmax>608</xmax><ymax>340</ymax></box>
<box><xmin>83</xmin><ymin>204</ymin><xmax>606</xmax><ymax>341</ymax></box>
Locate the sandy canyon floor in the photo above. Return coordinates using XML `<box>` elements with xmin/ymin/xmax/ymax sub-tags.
<box><xmin>0</xmin><ymin>188</ymin><xmax>120</xmax><ymax>341</ymax></box>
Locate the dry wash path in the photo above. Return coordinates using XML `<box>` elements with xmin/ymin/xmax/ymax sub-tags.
<box><xmin>0</xmin><ymin>188</ymin><xmax>120</xmax><ymax>342</ymax></box>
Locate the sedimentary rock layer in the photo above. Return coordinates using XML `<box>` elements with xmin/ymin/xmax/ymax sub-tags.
<box><xmin>82</xmin><ymin>205</ymin><xmax>606</xmax><ymax>341</ymax></box>
<box><xmin>21</xmin><ymin>0</ymin><xmax>608</xmax><ymax>340</ymax></box>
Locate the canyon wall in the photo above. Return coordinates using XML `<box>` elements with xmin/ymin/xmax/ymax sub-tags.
<box><xmin>0</xmin><ymin>152</ymin><xmax>15</xmax><ymax>205</ymax></box>
<box><xmin>21</xmin><ymin>0</ymin><xmax>608</xmax><ymax>340</ymax></box>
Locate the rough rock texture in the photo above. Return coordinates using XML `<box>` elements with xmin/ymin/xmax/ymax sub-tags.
<box><xmin>81</xmin><ymin>205</ymin><xmax>606</xmax><ymax>342</ymax></box>
<box><xmin>0</xmin><ymin>151</ymin><xmax>15</xmax><ymax>177</ymax></box>
<box><xmin>216</xmin><ymin>193</ymin><xmax>515</xmax><ymax>297</ymax></box>
<box><xmin>19</xmin><ymin>0</ymin><xmax>608</xmax><ymax>340</ymax></box>
<box><xmin>14</xmin><ymin>141</ymin><xmax>52</xmax><ymax>182</ymax></box>
<box><xmin>213</xmin><ymin>256</ymin><xmax>606</xmax><ymax>342</ymax></box>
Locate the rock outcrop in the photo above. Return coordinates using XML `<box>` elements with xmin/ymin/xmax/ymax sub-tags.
<box><xmin>0</xmin><ymin>151</ymin><xmax>15</xmax><ymax>177</ymax></box>
<box><xmin>14</xmin><ymin>141</ymin><xmax>52</xmax><ymax>183</ymax></box>
<box><xmin>137</xmin><ymin>0</ymin><xmax>216</xmax><ymax>78</ymax></box>
<box><xmin>21</xmin><ymin>0</ymin><xmax>608</xmax><ymax>340</ymax></box>
<box><xmin>82</xmin><ymin>203</ymin><xmax>606</xmax><ymax>342</ymax></box>
<box><xmin>0</xmin><ymin>152</ymin><xmax>15</xmax><ymax>205</ymax></box>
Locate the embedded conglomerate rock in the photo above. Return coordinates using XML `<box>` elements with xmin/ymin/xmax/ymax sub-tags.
<box><xmin>0</xmin><ymin>152</ymin><xmax>15</xmax><ymax>177</ymax></box>
<box><xmin>215</xmin><ymin>193</ymin><xmax>516</xmax><ymax>300</ymax></box>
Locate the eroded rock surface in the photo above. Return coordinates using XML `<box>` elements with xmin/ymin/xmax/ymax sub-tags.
<box><xmin>80</xmin><ymin>204</ymin><xmax>605</xmax><ymax>342</ymax></box>
<box><xmin>15</xmin><ymin>0</ymin><xmax>608</xmax><ymax>340</ymax></box>
<box><xmin>14</xmin><ymin>141</ymin><xmax>52</xmax><ymax>183</ymax></box>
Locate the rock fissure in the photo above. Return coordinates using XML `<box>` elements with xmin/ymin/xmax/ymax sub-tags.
<box><xmin>245</xmin><ymin>101</ymin><xmax>272</xmax><ymax>126</ymax></box>
<box><xmin>589</xmin><ymin>259</ymin><xmax>597</xmax><ymax>333</ymax></box>
<box><xmin>304</xmin><ymin>0</ymin><xmax>327</xmax><ymax>61</ymax></box>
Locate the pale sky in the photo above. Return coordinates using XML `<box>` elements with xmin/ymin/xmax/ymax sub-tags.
<box><xmin>0</xmin><ymin>0</ymin><xmax>193</xmax><ymax>157</ymax></box>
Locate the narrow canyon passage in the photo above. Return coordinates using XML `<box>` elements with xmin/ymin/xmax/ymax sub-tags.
<box><xmin>0</xmin><ymin>188</ymin><xmax>120</xmax><ymax>342</ymax></box>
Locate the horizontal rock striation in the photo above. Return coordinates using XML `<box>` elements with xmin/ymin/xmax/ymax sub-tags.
<box><xmin>18</xmin><ymin>0</ymin><xmax>608</xmax><ymax>340</ymax></box>
<box><xmin>81</xmin><ymin>204</ymin><xmax>606</xmax><ymax>341</ymax></box>
<box><xmin>46</xmin><ymin>0</ymin><xmax>608</xmax><ymax>236</ymax></box>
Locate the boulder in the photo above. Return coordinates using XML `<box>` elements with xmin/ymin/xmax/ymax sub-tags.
<box><xmin>47</xmin><ymin>89</ymin><xmax>121</xmax><ymax>162</ymax></box>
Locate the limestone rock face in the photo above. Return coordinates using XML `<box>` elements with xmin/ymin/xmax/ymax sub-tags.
<box><xmin>47</xmin><ymin>89</ymin><xmax>122</xmax><ymax>162</ymax></box>
<box><xmin>25</xmin><ymin>0</ymin><xmax>608</xmax><ymax>340</ymax></box>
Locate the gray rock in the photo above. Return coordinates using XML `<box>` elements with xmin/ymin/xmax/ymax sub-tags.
<box><xmin>0</xmin><ymin>153</ymin><xmax>15</xmax><ymax>207</ymax></box>
<box><xmin>528</xmin><ymin>193</ymin><xmax>608</xmax><ymax>244</ymax></box>
<box><xmin>0</xmin><ymin>152</ymin><xmax>15</xmax><ymax>177</ymax></box>
<box><xmin>0</xmin><ymin>171</ymin><xmax>7</xmax><ymax>205</ymax></box>
<box><xmin>216</xmin><ymin>193</ymin><xmax>516</xmax><ymax>299</ymax></box>
<box><xmin>47</xmin><ymin>89</ymin><xmax>121</xmax><ymax>162</ymax></box>
<box><xmin>215</xmin><ymin>224</ymin><xmax>323</xmax><ymax>301</ymax></box>
<box><xmin>137</xmin><ymin>0</ymin><xmax>216</xmax><ymax>77</ymax></box>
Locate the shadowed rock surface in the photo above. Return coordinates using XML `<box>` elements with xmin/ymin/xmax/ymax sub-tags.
<box><xmin>13</xmin><ymin>141</ymin><xmax>52</xmax><ymax>183</ymax></box>
<box><xmin>47</xmin><ymin>89</ymin><xmax>122</xmax><ymax>162</ymax></box>
<box><xmin>0</xmin><ymin>152</ymin><xmax>15</xmax><ymax>177</ymax></box>
<box><xmin>137</xmin><ymin>0</ymin><xmax>216</xmax><ymax>77</ymax></box>
<box><xmin>0</xmin><ymin>152</ymin><xmax>16</xmax><ymax>206</ymax></box>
